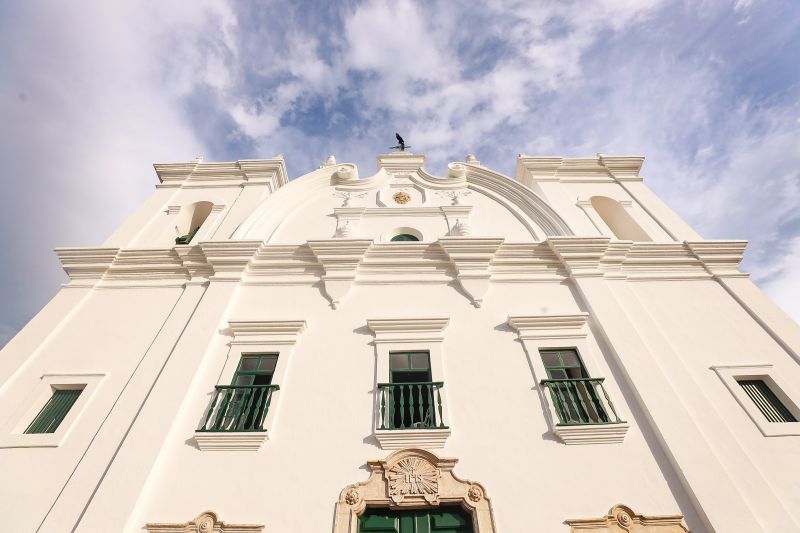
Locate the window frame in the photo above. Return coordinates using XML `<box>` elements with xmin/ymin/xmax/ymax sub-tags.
<box><xmin>508</xmin><ymin>314</ymin><xmax>630</xmax><ymax>444</ymax></box>
<box><xmin>0</xmin><ymin>373</ymin><xmax>105</xmax><ymax>448</ymax></box>
<box><xmin>712</xmin><ymin>363</ymin><xmax>800</xmax><ymax>436</ymax></box>
<box><xmin>193</xmin><ymin>320</ymin><xmax>305</xmax><ymax>451</ymax></box>
<box><xmin>367</xmin><ymin>318</ymin><xmax>452</xmax><ymax>449</ymax></box>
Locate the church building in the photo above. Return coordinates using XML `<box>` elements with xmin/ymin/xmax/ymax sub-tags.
<box><xmin>2</xmin><ymin>151</ymin><xmax>800</xmax><ymax>532</ymax></box>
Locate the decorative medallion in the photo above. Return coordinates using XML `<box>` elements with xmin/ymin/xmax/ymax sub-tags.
<box><xmin>468</xmin><ymin>485</ymin><xmax>483</xmax><ymax>502</ymax></box>
<box><xmin>344</xmin><ymin>488</ymin><xmax>361</xmax><ymax>506</ymax></box>
<box><xmin>387</xmin><ymin>456</ymin><xmax>440</xmax><ymax>504</ymax></box>
<box><xmin>392</xmin><ymin>191</ymin><xmax>411</xmax><ymax>204</ymax></box>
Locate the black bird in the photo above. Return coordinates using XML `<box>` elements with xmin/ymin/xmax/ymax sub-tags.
<box><xmin>391</xmin><ymin>132</ymin><xmax>410</xmax><ymax>151</ymax></box>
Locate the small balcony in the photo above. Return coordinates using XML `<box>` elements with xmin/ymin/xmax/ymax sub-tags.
<box><xmin>375</xmin><ymin>382</ymin><xmax>450</xmax><ymax>449</ymax></box>
<box><xmin>540</xmin><ymin>377</ymin><xmax>624</xmax><ymax>425</ymax></box>
<box><xmin>540</xmin><ymin>378</ymin><xmax>629</xmax><ymax>444</ymax></box>
<box><xmin>195</xmin><ymin>385</ymin><xmax>279</xmax><ymax>450</ymax></box>
<box><xmin>377</xmin><ymin>381</ymin><xmax>447</xmax><ymax>430</ymax></box>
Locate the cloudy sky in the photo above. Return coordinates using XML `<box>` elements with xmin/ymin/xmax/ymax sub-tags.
<box><xmin>1</xmin><ymin>0</ymin><xmax>799</xmax><ymax>347</ymax></box>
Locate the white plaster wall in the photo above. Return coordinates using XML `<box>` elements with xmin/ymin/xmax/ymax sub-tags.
<box><xmin>0</xmin><ymin>287</ymin><xmax>183</xmax><ymax>532</ymax></box>
<box><xmin>123</xmin><ymin>281</ymin><xmax>701</xmax><ymax>533</ymax></box>
<box><xmin>4</xmin><ymin>154</ymin><xmax>799</xmax><ymax>533</ymax></box>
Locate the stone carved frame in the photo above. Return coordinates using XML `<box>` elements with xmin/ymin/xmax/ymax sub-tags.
<box><xmin>146</xmin><ymin>511</ymin><xmax>263</xmax><ymax>533</ymax></box>
<box><xmin>333</xmin><ymin>448</ymin><xmax>496</xmax><ymax>533</ymax></box>
<box><xmin>566</xmin><ymin>504</ymin><xmax>689</xmax><ymax>532</ymax></box>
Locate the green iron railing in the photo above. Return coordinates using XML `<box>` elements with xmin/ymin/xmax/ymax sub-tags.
<box><xmin>377</xmin><ymin>381</ymin><xmax>447</xmax><ymax>430</ymax></box>
<box><xmin>540</xmin><ymin>378</ymin><xmax>624</xmax><ymax>426</ymax></box>
<box><xmin>198</xmin><ymin>384</ymin><xmax>279</xmax><ymax>432</ymax></box>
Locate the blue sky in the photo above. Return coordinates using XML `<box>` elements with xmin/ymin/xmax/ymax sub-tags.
<box><xmin>1</xmin><ymin>0</ymin><xmax>800</xmax><ymax>346</ymax></box>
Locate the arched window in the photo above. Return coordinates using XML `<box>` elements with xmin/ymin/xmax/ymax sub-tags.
<box><xmin>390</xmin><ymin>234</ymin><xmax>419</xmax><ymax>242</ymax></box>
<box><xmin>590</xmin><ymin>196</ymin><xmax>651</xmax><ymax>241</ymax></box>
<box><xmin>175</xmin><ymin>201</ymin><xmax>213</xmax><ymax>244</ymax></box>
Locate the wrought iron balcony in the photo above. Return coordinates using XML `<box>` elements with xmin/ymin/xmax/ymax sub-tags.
<box><xmin>540</xmin><ymin>378</ymin><xmax>624</xmax><ymax>426</ymax></box>
<box><xmin>377</xmin><ymin>382</ymin><xmax>447</xmax><ymax>430</ymax></box>
<box><xmin>198</xmin><ymin>384</ymin><xmax>279</xmax><ymax>432</ymax></box>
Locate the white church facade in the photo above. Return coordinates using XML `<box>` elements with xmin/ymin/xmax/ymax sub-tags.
<box><xmin>2</xmin><ymin>151</ymin><xmax>800</xmax><ymax>532</ymax></box>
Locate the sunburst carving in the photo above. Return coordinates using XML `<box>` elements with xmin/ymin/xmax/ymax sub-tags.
<box><xmin>387</xmin><ymin>457</ymin><xmax>439</xmax><ymax>503</ymax></box>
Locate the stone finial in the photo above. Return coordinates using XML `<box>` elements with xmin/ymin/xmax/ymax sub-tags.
<box><xmin>465</xmin><ymin>154</ymin><xmax>478</xmax><ymax>164</ymax></box>
<box><xmin>321</xmin><ymin>154</ymin><xmax>337</xmax><ymax>168</ymax></box>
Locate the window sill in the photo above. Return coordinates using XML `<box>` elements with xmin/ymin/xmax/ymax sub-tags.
<box><xmin>375</xmin><ymin>428</ymin><xmax>451</xmax><ymax>449</ymax></box>
<box><xmin>194</xmin><ymin>430</ymin><xmax>268</xmax><ymax>451</ymax></box>
<box><xmin>554</xmin><ymin>422</ymin><xmax>629</xmax><ymax>445</ymax></box>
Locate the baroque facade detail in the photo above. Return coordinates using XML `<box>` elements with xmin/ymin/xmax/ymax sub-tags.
<box><xmin>566</xmin><ymin>504</ymin><xmax>689</xmax><ymax>533</ymax></box>
<box><xmin>146</xmin><ymin>511</ymin><xmax>263</xmax><ymax>533</ymax></box>
<box><xmin>333</xmin><ymin>448</ymin><xmax>497</xmax><ymax>533</ymax></box>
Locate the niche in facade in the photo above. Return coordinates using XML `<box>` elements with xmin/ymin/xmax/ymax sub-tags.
<box><xmin>590</xmin><ymin>196</ymin><xmax>651</xmax><ymax>241</ymax></box>
<box><xmin>174</xmin><ymin>201</ymin><xmax>213</xmax><ymax>245</ymax></box>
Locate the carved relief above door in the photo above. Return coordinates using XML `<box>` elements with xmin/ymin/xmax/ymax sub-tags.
<box><xmin>333</xmin><ymin>447</ymin><xmax>496</xmax><ymax>533</ymax></box>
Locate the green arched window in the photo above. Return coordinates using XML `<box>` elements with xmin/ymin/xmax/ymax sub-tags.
<box><xmin>390</xmin><ymin>234</ymin><xmax>419</xmax><ymax>242</ymax></box>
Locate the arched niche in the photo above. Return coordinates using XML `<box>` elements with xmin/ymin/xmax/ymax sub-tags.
<box><xmin>170</xmin><ymin>201</ymin><xmax>214</xmax><ymax>245</ymax></box>
<box><xmin>590</xmin><ymin>196</ymin><xmax>651</xmax><ymax>242</ymax></box>
<box><xmin>333</xmin><ymin>448</ymin><xmax>496</xmax><ymax>533</ymax></box>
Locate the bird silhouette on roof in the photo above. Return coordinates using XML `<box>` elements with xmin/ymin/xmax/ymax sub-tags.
<box><xmin>390</xmin><ymin>132</ymin><xmax>410</xmax><ymax>152</ymax></box>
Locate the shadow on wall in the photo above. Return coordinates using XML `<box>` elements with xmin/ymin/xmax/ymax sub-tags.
<box><xmin>591</xmin><ymin>196</ymin><xmax>651</xmax><ymax>242</ymax></box>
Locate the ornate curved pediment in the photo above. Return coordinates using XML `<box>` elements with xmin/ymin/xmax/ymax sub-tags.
<box><xmin>146</xmin><ymin>511</ymin><xmax>263</xmax><ymax>533</ymax></box>
<box><xmin>566</xmin><ymin>504</ymin><xmax>689</xmax><ymax>532</ymax></box>
<box><xmin>333</xmin><ymin>448</ymin><xmax>496</xmax><ymax>533</ymax></box>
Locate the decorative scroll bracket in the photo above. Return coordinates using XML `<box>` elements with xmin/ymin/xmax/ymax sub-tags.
<box><xmin>307</xmin><ymin>239</ymin><xmax>372</xmax><ymax>309</ymax></box>
<box><xmin>438</xmin><ymin>237</ymin><xmax>504</xmax><ymax>307</ymax></box>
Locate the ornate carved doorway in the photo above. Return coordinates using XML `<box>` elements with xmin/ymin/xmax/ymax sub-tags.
<box><xmin>359</xmin><ymin>506</ymin><xmax>473</xmax><ymax>533</ymax></box>
<box><xmin>333</xmin><ymin>448</ymin><xmax>496</xmax><ymax>533</ymax></box>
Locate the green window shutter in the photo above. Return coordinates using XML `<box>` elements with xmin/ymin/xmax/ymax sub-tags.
<box><xmin>739</xmin><ymin>379</ymin><xmax>798</xmax><ymax>423</ymax></box>
<box><xmin>25</xmin><ymin>389</ymin><xmax>82</xmax><ymax>434</ymax></box>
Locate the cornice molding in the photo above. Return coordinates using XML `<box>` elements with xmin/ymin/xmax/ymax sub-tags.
<box><xmin>55</xmin><ymin>247</ymin><xmax>119</xmax><ymax>279</ymax></box>
<box><xmin>507</xmin><ymin>313</ymin><xmax>589</xmax><ymax>340</ymax></box>
<box><xmin>515</xmin><ymin>154</ymin><xmax>645</xmax><ymax>184</ymax></box>
<box><xmin>227</xmin><ymin>319</ymin><xmax>307</xmax><ymax>345</ymax></box>
<box><xmin>153</xmin><ymin>157</ymin><xmax>288</xmax><ymax>190</ymax></box>
<box><xmin>686</xmin><ymin>240</ymin><xmax>748</xmax><ymax>278</ymax></box>
<box><xmin>547</xmin><ymin>237</ymin><xmax>610</xmax><ymax>278</ymax></box>
<box><xmin>367</xmin><ymin>317</ymin><xmax>450</xmax><ymax>343</ymax></box>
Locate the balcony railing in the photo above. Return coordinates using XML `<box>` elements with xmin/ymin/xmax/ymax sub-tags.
<box><xmin>198</xmin><ymin>384</ymin><xmax>279</xmax><ymax>432</ymax></box>
<box><xmin>540</xmin><ymin>378</ymin><xmax>624</xmax><ymax>425</ymax></box>
<box><xmin>377</xmin><ymin>382</ymin><xmax>447</xmax><ymax>430</ymax></box>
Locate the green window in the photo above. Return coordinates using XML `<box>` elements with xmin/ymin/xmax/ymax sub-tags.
<box><xmin>232</xmin><ymin>354</ymin><xmax>278</xmax><ymax>386</ymax></box>
<box><xmin>25</xmin><ymin>388</ymin><xmax>82</xmax><ymax>434</ymax></box>
<box><xmin>388</xmin><ymin>352</ymin><xmax>434</xmax><ymax>429</ymax></box>
<box><xmin>540</xmin><ymin>348</ymin><xmax>590</xmax><ymax>380</ymax></box>
<box><xmin>739</xmin><ymin>379</ymin><xmax>798</xmax><ymax>423</ymax></box>
<box><xmin>539</xmin><ymin>348</ymin><xmax>610</xmax><ymax>424</ymax></box>
<box><xmin>390</xmin><ymin>234</ymin><xmax>419</xmax><ymax>242</ymax></box>
<box><xmin>390</xmin><ymin>352</ymin><xmax>432</xmax><ymax>384</ymax></box>
<box><xmin>359</xmin><ymin>506</ymin><xmax>473</xmax><ymax>532</ymax></box>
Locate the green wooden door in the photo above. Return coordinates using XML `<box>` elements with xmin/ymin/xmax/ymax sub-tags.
<box><xmin>359</xmin><ymin>506</ymin><xmax>473</xmax><ymax>533</ymax></box>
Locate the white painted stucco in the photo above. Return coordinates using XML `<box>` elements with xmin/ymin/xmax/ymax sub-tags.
<box><xmin>1</xmin><ymin>152</ymin><xmax>799</xmax><ymax>532</ymax></box>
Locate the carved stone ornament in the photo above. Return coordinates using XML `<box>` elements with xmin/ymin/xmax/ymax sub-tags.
<box><xmin>566</xmin><ymin>504</ymin><xmax>689</xmax><ymax>533</ymax></box>
<box><xmin>393</xmin><ymin>191</ymin><xmax>411</xmax><ymax>204</ymax></box>
<box><xmin>146</xmin><ymin>511</ymin><xmax>264</xmax><ymax>533</ymax></box>
<box><xmin>333</xmin><ymin>448</ymin><xmax>497</xmax><ymax>533</ymax></box>
<box><xmin>387</xmin><ymin>456</ymin><xmax>440</xmax><ymax>504</ymax></box>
